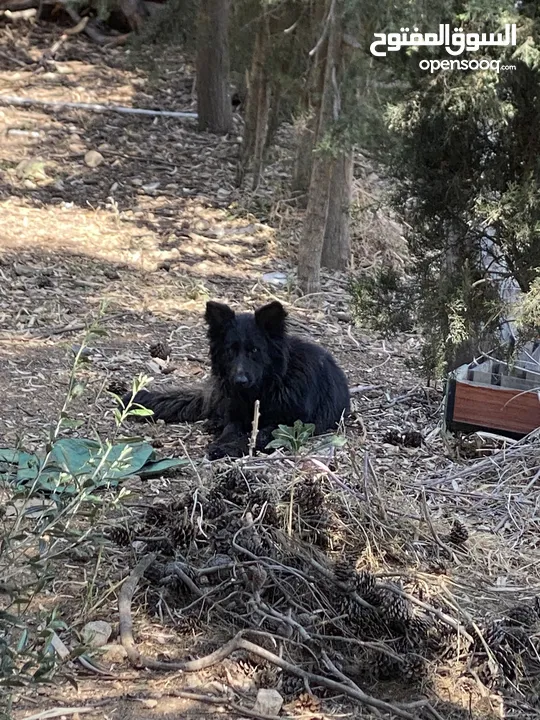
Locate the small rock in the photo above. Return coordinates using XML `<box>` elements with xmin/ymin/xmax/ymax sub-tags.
<box><xmin>71</xmin><ymin>345</ymin><xmax>95</xmax><ymax>359</ymax></box>
<box><xmin>130</xmin><ymin>178</ymin><xmax>143</xmax><ymax>186</ymax></box>
<box><xmin>253</xmin><ymin>689</ymin><xmax>283</xmax><ymax>716</ymax></box>
<box><xmin>16</xmin><ymin>158</ymin><xmax>47</xmax><ymax>180</ymax></box>
<box><xmin>84</xmin><ymin>150</ymin><xmax>104</xmax><ymax>168</ymax></box>
<box><xmin>82</xmin><ymin>620</ymin><xmax>112</xmax><ymax>648</ymax></box>
<box><xmin>36</xmin><ymin>275</ymin><xmax>53</xmax><ymax>288</ymax></box>
<box><xmin>100</xmin><ymin>643</ymin><xmax>127</xmax><ymax>663</ymax></box>
<box><xmin>103</xmin><ymin>268</ymin><xmax>121</xmax><ymax>280</ymax></box>
<box><xmin>262</xmin><ymin>271</ymin><xmax>288</xmax><ymax>286</ymax></box>
<box><xmin>140</xmin><ymin>699</ymin><xmax>158</xmax><ymax>709</ymax></box>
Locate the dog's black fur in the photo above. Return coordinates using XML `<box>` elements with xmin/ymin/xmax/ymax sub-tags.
<box><xmin>124</xmin><ymin>301</ymin><xmax>350</xmax><ymax>459</ymax></box>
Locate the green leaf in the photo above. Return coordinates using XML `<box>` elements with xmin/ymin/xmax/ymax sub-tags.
<box><xmin>128</xmin><ymin>407</ymin><xmax>155</xmax><ymax>417</ymax></box>
<box><xmin>138</xmin><ymin>457</ymin><xmax>189</xmax><ymax>478</ymax></box>
<box><xmin>0</xmin><ymin>449</ymin><xmax>20</xmax><ymax>464</ymax></box>
<box><xmin>265</xmin><ymin>439</ymin><xmax>289</xmax><ymax>449</ymax></box>
<box><xmin>1</xmin><ymin>439</ymin><xmax>187</xmax><ymax>494</ymax></box>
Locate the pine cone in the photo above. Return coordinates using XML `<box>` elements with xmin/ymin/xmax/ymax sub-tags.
<box><xmin>403</xmin><ymin>430</ymin><xmax>423</xmax><ymax>447</ymax></box>
<box><xmin>169</xmin><ymin>518</ymin><xmax>194</xmax><ymax>549</ymax></box>
<box><xmin>504</xmin><ymin>602</ymin><xmax>540</xmax><ymax>628</ymax></box>
<box><xmin>176</xmin><ymin>615</ymin><xmax>202</xmax><ymax>634</ymax></box>
<box><xmin>382</xmin><ymin>429</ymin><xmax>402</xmax><ymax>445</ymax></box>
<box><xmin>373</xmin><ymin>650</ymin><xmax>401</xmax><ymax>680</ymax></box>
<box><xmin>354</xmin><ymin>570</ymin><xmax>376</xmax><ymax>598</ymax></box>
<box><xmin>107</xmin><ymin>379</ymin><xmax>129</xmax><ymax>397</ymax></box>
<box><xmin>477</xmin><ymin>622</ymin><xmax>520</xmax><ymax>683</ymax></box>
<box><xmin>374</xmin><ymin>583</ymin><xmax>411</xmax><ymax>623</ymax></box>
<box><xmin>334</xmin><ymin>560</ymin><xmax>355</xmax><ymax>588</ymax></box>
<box><xmin>280</xmin><ymin>673</ymin><xmax>304</xmax><ymax>697</ymax></box>
<box><xmin>295</xmin><ymin>478</ymin><xmax>324</xmax><ymax>512</ymax></box>
<box><xmin>149</xmin><ymin>341</ymin><xmax>172</xmax><ymax>360</ymax></box>
<box><xmin>145</xmin><ymin>504</ymin><xmax>168</xmax><ymax>527</ymax></box>
<box><xmin>144</xmin><ymin>560</ymin><xmax>164</xmax><ymax>585</ymax></box>
<box><xmin>382</xmin><ymin>429</ymin><xmax>422</xmax><ymax>447</ymax></box>
<box><xmin>407</xmin><ymin>613</ymin><xmax>433</xmax><ymax>647</ymax></box>
<box><xmin>261</xmin><ymin>503</ymin><xmax>280</xmax><ymax>527</ymax></box>
<box><xmin>204</xmin><ymin>493</ymin><xmax>226</xmax><ymax>520</ymax></box>
<box><xmin>107</xmin><ymin>525</ymin><xmax>132</xmax><ymax>546</ymax></box>
<box><xmin>243</xmin><ymin>564</ymin><xmax>268</xmax><ymax>593</ymax></box>
<box><xmin>204</xmin><ymin>554</ymin><xmax>233</xmax><ymax>583</ymax></box>
<box><xmin>256</xmin><ymin>663</ymin><xmax>280</xmax><ymax>688</ymax></box>
<box><xmin>212</xmin><ymin>515</ymin><xmax>243</xmax><ymax>554</ymax></box>
<box><xmin>340</xmin><ymin>596</ymin><xmax>382</xmax><ymax>636</ymax></box>
<box><xmin>37</xmin><ymin>274</ymin><xmax>53</xmax><ymax>288</ymax></box>
<box><xmin>294</xmin><ymin>692</ymin><xmax>321</xmax><ymax>713</ymax></box>
<box><xmin>215</xmin><ymin>467</ymin><xmax>249</xmax><ymax>505</ymax></box>
<box><xmin>399</xmin><ymin>653</ymin><xmax>428</xmax><ymax>681</ymax></box>
<box><xmin>447</xmin><ymin>519</ymin><xmax>469</xmax><ymax>546</ymax></box>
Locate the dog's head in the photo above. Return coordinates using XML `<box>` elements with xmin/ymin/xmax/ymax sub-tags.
<box><xmin>205</xmin><ymin>300</ymin><xmax>288</xmax><ymax>389</ymax></box>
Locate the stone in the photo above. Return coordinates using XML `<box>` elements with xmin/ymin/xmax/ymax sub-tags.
<box><xmin>84</xmin><ymin>150</ymin><xmax>104</xmax><ymax>168</ymax></box>
<box><xmin>82</xmin><ymin>620</ymin><xmax>112</xmax><ymax>648</ymax></box>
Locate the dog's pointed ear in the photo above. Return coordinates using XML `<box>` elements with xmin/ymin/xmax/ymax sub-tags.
<box><xmin>205</xmin><ymin>301</ymin><xmax>235</xmax><ymax>330</ymax></box>
<box><xmin>255</xmin><ymin>301</ymin><xmax>287</xmax><ymax>337</ymax></box>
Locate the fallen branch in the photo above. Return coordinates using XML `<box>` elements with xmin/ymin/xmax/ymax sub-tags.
<box><xmin>117</xmin><ymin>554</ymin><xmax>433</xmax><ymax>719</ymax></box>
<box><xmin>118</xmin><ymin>553</ymin><xmax>156</xmax><ymax>667</ymax></box>
<box><xmin>0</xmin><ymin>0</ymin><xmax>37</xmax><ymax>11</ymax></box>
<box><xmin>0</xmin><ymin>95</ymin><xmax>198</xmax><ymax>119</ymax></box>
<box><xmin>349</xmin><ymin>383</ymin><xmax>383</xmax><ymax>394</ymax></box>
<box><xmin>56</xmin><ymin>1</ymin><xmax>127</xmax><ymax>46</ymax></box>
<box><xmin>22</xmin><ymin>709</ymin><xmax>96</xmax><ymax>720</ymax></box>
<box><xmin>249</xmin><ymin>399</ymin><xmax>261</xmax><ymax>457</ymax></box>
<box><xmin>143</xmin><ymin>689</ymin><xmax>290</xmax><ymax>720</ymax></box>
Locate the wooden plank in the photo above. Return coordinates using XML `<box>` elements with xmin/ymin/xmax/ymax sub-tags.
<box><xmin>453</xmin><ymin>381</ymin><xmax>540</xmax><ymax>435</ymax></box>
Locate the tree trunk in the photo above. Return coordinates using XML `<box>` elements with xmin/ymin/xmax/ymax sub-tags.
<box><xmin>118</xmin><ymin>0</ymin><xmax>148</xmax><ymax>32</ymax></box>
<box><xmin>321</xmin><ymin>149</ymin><xmax>354</xmax><ymax>269</ymax></box>
<box><xmin>297</xmin><ymin>151</ymin><xmax>334</xmax><ymax>293</ymax></box>
<box><xmin>238</xmin><ymin>15</ymin><xmax>270</xmax><ymax>188</ymax></box>
<box><xmin>265</xmin><ymin>81</ymin><xmax>281</xmax><ymax>152</ymax></box>
<box><xmin>196</xmin><ymin>0</ymin><xmax>233</xmax><ymax>134</ymax></box>
<box><xmin>297</xmin><ymin>0</ymin><xmax>343</xmax><ymax>294</ymax></box>
<box><xmin>293</xmin><ymin>12</ymin><xmax>328</xmax><ymax>197</ymax></box>
<box><xmin>292</xmin><ymin>114</ymin><xmax>316</xmax><ymax>195</ymax></box>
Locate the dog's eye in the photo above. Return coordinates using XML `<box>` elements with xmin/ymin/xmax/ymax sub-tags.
<box><xmin>248</xmin><ymin>347</ymin><xmax>259</xmax><ymax>356</ymax></box>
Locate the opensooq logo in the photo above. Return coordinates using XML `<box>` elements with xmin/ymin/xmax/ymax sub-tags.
<box><xmin>370</xmin><ymin>24</ymin><xmax>517</xmax><ymax>57</ymax></box>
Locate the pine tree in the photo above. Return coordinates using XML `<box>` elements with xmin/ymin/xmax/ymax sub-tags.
<box><xmin>196</xmin><ymin>0</ymin><xmax>233</xmax><ymax>134</ymax></box>
<box><xmin>384</xmin><ymin>0</ymin><xmax>540</xmax><ymax>372</ymax></box>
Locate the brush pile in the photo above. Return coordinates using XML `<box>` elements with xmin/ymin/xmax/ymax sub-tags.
<box><xmin>108</xmin><ymin>440</ymin><xmax>540</xmax><ymax>717</ymax></box>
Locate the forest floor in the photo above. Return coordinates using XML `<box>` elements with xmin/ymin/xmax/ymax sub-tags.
<box><xmin>1</xmin><ymin>18</ymin><xmax>540</xmax><ymax>720</ymax></box>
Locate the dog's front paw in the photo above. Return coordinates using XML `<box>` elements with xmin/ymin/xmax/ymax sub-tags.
<box><xmin>207</xmin><ymin>442</ymin><xmax>245</xmax><ymax>461</ymax></box>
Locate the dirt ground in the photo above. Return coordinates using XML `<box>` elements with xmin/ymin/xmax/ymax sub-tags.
<box><xmin>2</xmin><ymin>18</ymin><xmax>540</xmax><ymax>720</ymax></box>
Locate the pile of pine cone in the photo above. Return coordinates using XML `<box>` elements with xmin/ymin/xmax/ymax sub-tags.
<box><xmin>105</xmin><ymin>464</ymin><xmax>540</xmax><ymax>696</ymax></box>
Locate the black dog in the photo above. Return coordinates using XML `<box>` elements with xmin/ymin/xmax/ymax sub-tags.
<box><xmin>123</xmin><ymin>301</ymin><xmax>350</xmax><ymax>459</ymax></box>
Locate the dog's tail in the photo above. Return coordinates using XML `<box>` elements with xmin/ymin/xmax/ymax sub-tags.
<box><xmin>121</xmin><ymin>386</ymin><xmax>210</xmax><ymax>424</ymax></box>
